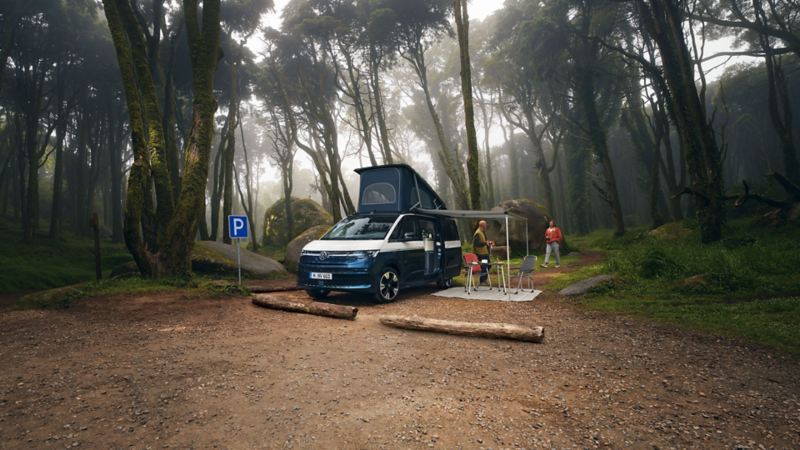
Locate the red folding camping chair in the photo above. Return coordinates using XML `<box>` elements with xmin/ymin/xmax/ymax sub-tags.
<box><xmin>463</xmin><ymin>252</ymin><xmax>492</xmax><ymax>294</ymax></box>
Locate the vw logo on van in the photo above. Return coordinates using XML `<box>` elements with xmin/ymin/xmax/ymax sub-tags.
<box><xmin>319</xmin><ymin>251</ymin><xmax>328</xmax><ymax>261</ymax></box>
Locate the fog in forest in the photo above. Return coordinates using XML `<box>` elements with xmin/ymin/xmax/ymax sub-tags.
<box><xmin>2</xmin><ymin>0</ymin><xmax>799</xmax><ymax>275</ymax></box>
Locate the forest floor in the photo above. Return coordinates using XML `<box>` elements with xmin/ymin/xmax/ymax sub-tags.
<box><xmin>1</xmin><ymin>252</ymin><xmax>799</xmax><ymax>449</ymax></box>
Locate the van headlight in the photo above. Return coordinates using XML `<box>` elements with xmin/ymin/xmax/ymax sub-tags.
<box><xmin>352</xmin><ymin>250</ymin><xmax>379</xmax><ymax>259</ymax></box>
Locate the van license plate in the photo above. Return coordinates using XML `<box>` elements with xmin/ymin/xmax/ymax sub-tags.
<box><xmin>310</xmin><ymin>272</ymin><xmax>332</xmax><ymax>280</ymax></box>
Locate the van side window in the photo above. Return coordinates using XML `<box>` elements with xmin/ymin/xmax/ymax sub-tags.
<box><xmin>443</xmin><ymin>220</ymin><xmax>459</xmax><ymax>241</ymax></box>
<box><xmin>391</xmin><ymin>216</ymin><xmax>417</xmax><ymax>241</ymax></box>
<box><xmin>417</xmin><ymin>218</ymin><xmax>438</xmax><ymax>240</ymax></box>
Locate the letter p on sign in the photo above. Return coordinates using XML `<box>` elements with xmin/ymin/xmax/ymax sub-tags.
<box><xmin>228</xmin><ymin>215</ymin><xmax>249</xmax><ymax>239</ymax></box>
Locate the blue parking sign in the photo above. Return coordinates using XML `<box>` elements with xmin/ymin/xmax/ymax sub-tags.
<box><xmin>228</xmin><ymin>215</ymin><xmax>249</xmax><ymax>239</ymax></box>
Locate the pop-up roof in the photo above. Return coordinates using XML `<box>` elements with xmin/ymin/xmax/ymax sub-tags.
<box><xmin>355</xmin><ymin>164</ymin><xmax>446</xmax><ymax>214</ymax></box>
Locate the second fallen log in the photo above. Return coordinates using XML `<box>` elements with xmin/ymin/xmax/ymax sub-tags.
<box><xmin>379</xmin><ymin>315</ymin><xmax>544</xmax><ymax>343</ymax></box>
<box><xmin>252</xmin><ymin>294</ymin><xmax>358</xmax><ymax>320</ymax></box>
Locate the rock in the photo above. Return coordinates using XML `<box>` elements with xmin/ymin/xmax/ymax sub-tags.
<box><xmin>648</xmin><ymin>222</ymin><xmax>692</xmax><ymax>241</ymax></box>
<box><xmin>108</xmin><ymin>242</ymin><xmax>287</xmax><ymax>278</ymax></box>
<box><xmin>18</xmin><ymin>284</ymin><xmax>86</xmax><ymax>309</ymax></box>
<box><xmin>559</xmin><ymin>275</ymin><xmax>616</xmax><ymax>297</ymax></box>
<box><xmin>284</xmin><ymin>225</ymin><xmax>331</xmax><ymax>272</ymax></box>
<box><xmin>192</xmin><ymin>241</ymin><xmax>286</xmax><ymax>277</ymax></box>
<box><xmin>262</xmin><ymin>198</ymin><xmax>332</xmax><ymax>247</ymax></box>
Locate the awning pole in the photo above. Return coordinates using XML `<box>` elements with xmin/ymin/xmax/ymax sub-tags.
<box><xmin>505</xmin><ymin>215</ymin><xmax>510</xmax><ymax>295</ymax></box>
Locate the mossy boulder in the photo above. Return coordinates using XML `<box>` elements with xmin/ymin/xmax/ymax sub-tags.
<box><xmin>262</xmin><ymin>197</ymin><xmax>332</xmax><ymax>247</ymax></box>
<box><xmin>193</xmin><ymin>241</ymin><xmax>286</xmax><ymax>276</ymax></box>
<box><xmin>110</xmin><ymin>241</ymin><xmax>286</xmax><ymax>278</ymax></box>
<box><xmin>18</xmin><ymin>284</ymin><xmax>86</xmax><ymax>309</ymax></box>
<box><xmin>284</xmin><ymin>224</ymin><xmax>331</xmax><ymax>272</ymax></box>
<box><xmin>648</xmin><ymin>222</ymin><xmax>692</xmax><ymax>241</ymax></box>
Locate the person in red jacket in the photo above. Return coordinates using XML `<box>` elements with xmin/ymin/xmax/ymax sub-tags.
<box><xmin>542</xmin><ymin>219</ymin><xmax>563</xmax><ymax>268</ymax></box>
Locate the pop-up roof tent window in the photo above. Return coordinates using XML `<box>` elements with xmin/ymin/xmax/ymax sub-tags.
<box><xmin>355</xmin><ymin>164</ymin><xmax>446</xmax><ymax>213</ymax></box>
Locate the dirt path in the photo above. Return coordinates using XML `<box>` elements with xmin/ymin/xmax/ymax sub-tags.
<box><xmin>1</xmin><ymin>254</ymin><xmax>798</xmax><ymax>449</ymax></box>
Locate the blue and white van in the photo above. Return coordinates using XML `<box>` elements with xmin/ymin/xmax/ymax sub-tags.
<box><xmin>298</xmin><ymin>165</ymin><xmax>462</xmax><ymax>302</ymax></box>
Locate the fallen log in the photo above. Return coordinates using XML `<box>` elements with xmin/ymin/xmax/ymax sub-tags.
<box><xmin>248</xmin><ymin>285</ymin><xmax>302</xmax><ymax>293</ymax></box>
<box><xmin>378</xmin><ymin>315</ymin><xmax>544</xmax><ymax>343</ymax></box>
<box><xmin>252</xmin><ymin>294</ymin><xmax>358</xmax><ymax>320</ymax></box>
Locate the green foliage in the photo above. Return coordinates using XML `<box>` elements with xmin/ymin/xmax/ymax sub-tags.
<box><xmin>562</xmin><ymin>218</ymin><xmax>800</xmax><ymax>355</ymax></box>
<box><xmin>583</xmin><ymin>296</ymin><xmax>800</xmax><ymax>356</ymax></box>
<box><xmin>0</xmin><ymin>219</ymin><xmax>132</xmax><ymax>293</ymax></box>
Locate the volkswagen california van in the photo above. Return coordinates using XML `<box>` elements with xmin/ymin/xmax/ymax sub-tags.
<box><xmin>297</xmin><ymin>165</ymin><xmax>462</xmax><ymax>302</ymax></box>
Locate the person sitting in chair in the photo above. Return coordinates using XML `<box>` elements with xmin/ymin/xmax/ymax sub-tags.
<box><xmin>473</xmin><ymin>220</ymin><xmax>495</xmax><ymax>284</ymax></box>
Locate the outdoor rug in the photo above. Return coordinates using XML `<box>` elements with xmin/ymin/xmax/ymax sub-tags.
<box><xmin>432</xmin><ymin>287</ymin><xmax>541</xmax><ymax>302</ymax></box>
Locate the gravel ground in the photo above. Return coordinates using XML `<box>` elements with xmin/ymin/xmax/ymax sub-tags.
<box><xmin>1</xmin><ymin>261</ymin><xmax>798</xmax><ymax>449</ymax></box>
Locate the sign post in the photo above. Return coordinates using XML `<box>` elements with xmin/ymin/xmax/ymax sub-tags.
<box><xmin>228</xmin><ymin>215</ymin><xmax>249</xmax><ymax>286</ymax></box>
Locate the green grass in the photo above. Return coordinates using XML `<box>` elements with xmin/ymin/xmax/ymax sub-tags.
<box><xmin>582</xmin><ymin>295</ymin><xmax>800</xmax><ymax>355</ymax></box>
<box><xmin>0</xmin><ymin>218</ymin><xmax>132</xmax><ymax>293</ymax></box>
<box><xmin>555</xmin><ymin>217</ymin><xmax>800</xmax><ymax>355</ymax></box>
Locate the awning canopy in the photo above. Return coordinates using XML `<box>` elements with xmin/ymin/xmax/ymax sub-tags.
<box><xmin>417</xmin><ymin>207</ymin><xmax>531</xmax><ymax>295</ymax></box>
<box><xmin>413</xmin><ymin>208</ymin><xmax>527</xmax><ymax>221</ymax></box>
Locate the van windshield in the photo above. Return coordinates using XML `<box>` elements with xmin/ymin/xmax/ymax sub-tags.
<box><xmin>322</xmin><ymin>215</ymin><xmax>397</xmax><ymax>240</ymax></box>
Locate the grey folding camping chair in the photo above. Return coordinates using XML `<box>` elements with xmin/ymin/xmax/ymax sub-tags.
<box><xmin>514</xmin><ymin>255</ymin><xmax>537</xmax><ymax>294</ymax></box>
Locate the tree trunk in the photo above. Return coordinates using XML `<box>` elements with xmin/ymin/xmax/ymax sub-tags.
<box><xmin>104</xmin><ymin>0</ymin><xmax>221</xmax><ymax>277</ymax></box>
<box><xmin>406</xmin><ymin>48</ymin><xmax>469</xmax><ymax>209</ymax></box>
<box><xmin>622</xmin><ymin>77</ymin><xmax>665</xmax><ymax>228</ymax></box>
<box><xmin>282</xmin><ymin>162</ymin><xmax>294</xmax><ymax>244</ymax></box>
<box><xmin>209</xmin><ymin>120</ymin><xmax>227</xmax><ymax>240</ymax></box>
<box><xmin>761</xmin><ymin>41</ymin><xmax>799</xmax><ymax>183</ymax></box>
<box><xmin>636</xmin><ymin>0</ymin><xmax>723</xmax><ymax>242</ymax></box>
<box><xmin>477</xmin><ymin>90</ymin><xmax>495</xmax><ymax>207</ymax></box>
<box><xmin>23</xmin><ymin>109</ymin><xmax>40</xmax><ymax>242</ymax></box>
<box><xmin>369</xmin><ymin>46</ymin><xmax>393</xmax><ymax>164</ymax></box>
<box><xmin>565</xmin><ymin>129</ymin><xmax>591</xmax><ymax>234</ymax></box>
<box><xmin>49</xmin><ymin>87</ymin><xmax>69</xmax><ymax>239</ymax></box>
<box><xmin>575</xmin><ymin>69</ymin><xmax>625</xmax><ymax>236</ymax></box>
<box><xmin>379</xmin><ymin>315</ymin><xmax>544</xmax><ymax>343</ymax></box>
<box><xmin>453</xmin><ymin>0</ymin><xmax>481</xmax><ymax>211</ymax></box>
<box><xmin>221</xmin><ymin>61</ymin><xmax>238</xmax><ymax>244</ymax></box>
<box><xmin>499</xmin><ymin>114</ymin><xmax>520</xmax><ymax>199</ymax></box>
<box><xmin>110</xmin><ymin>108</ymin><xmax>125</xmax><ymax>243</ymax></box>
<box><xmin>158</xmin><ymin>0</ymin><xmax>222</xmax><ymax>276</ymax></box>
<box><xmin>252</xmin><ymin>294</ymin><xmax>358</xmax><ymax>320</ymax></box>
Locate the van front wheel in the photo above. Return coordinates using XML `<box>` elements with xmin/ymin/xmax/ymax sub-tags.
<box><xmin>375</xmin><ymin>268</ymin><xmax>400</xmax><ymax>303</ymax></box>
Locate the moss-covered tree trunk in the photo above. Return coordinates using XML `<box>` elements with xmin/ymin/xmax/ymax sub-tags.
<box><xmin>103</xmin><ymin>0</ymin><xmax>220</xmax><ymax>277</ymax></box>
<box><xmin>158</xmin><ymin>0</ymin><xmax>221</xmax><ymax>275</ymax></box>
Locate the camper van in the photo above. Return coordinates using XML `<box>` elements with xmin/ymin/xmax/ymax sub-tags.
<box><xmin>297</xmin><ymin>164</ymin><xmax>462</xmax><ymax>302</ymax></box>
